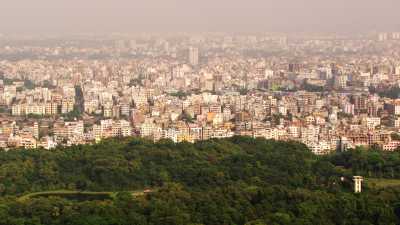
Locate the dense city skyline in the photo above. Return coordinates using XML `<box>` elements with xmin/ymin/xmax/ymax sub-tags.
<box><xmin>1</xmin><ymin>0</ymin><xmax>399</xmax><ymax>34</ymax></box>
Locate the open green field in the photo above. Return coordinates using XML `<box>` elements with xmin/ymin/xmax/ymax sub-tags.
<box><xmin>18</xmin><ymin>189</ymin><xmax>151</xmax><ymax>202</ymax></box>
<box><xmin>365</xmin><ymin>178</ymin><xmax>400</xmax><ymax>189</ymax></box>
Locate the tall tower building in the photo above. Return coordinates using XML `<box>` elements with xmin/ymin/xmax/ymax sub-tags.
<box><xmin>395</xmin><ymin>65</ymin><xmax>400</xmax><ymax>75</ymax></box>
<box><xmin>33</xmin><ymin>122</ymin><xmax>39</xmax><ymax>139</ymax></box>
<box><xmin>378</xmin><ymin>33</ymin><xmax>388</xmax><ymax>42</ymax></box>
<box><xmin>334</xmin><ymin>74</ymin><xmax>348</xmax><ymax>89</ymax></box>
<box><xmin>129</xmin><ymin>40</ymin><xmax>137</xmax><ymax>50</ymax></box>
<box><xmin>115</xmin><ymin>40</ymin><xmax>126</xmax><ymax>50</ymax></box>
<box><xmin>353</xmin><ymin>176</ymin><xmax>363</xmax><ymax>193</ymax></box>
<box><xmin>188</xmin><ymin>47</ymin><xmax>199</xmax><ymax>66</ymax></box>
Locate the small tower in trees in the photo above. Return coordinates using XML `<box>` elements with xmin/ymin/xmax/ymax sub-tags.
<box><xmin>353</xmin><ymin>176</ymin><xmax>363</xmax><ymax>193</ymax></box>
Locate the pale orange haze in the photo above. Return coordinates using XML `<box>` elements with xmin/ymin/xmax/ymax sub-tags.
<box><xmin>0</xmin><ymin>0</ymin><xmax>399</xmax><ymax>34</ymax></box>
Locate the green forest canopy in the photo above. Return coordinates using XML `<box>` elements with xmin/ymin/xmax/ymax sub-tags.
<box><xmin>0</xmin><ymin>136</ymin><xmax>400</xmax><ymax>225</ymax></box>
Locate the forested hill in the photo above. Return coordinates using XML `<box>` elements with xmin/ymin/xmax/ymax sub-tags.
<box><xmin>0</xmin><ymin>136</ymin><xmax>400</xmax><ymax>224</ymax></box>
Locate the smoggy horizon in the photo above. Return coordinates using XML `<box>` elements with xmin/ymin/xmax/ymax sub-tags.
<box><xmin>1</xmin><ymin>0</ymin><xmax>399</xmax><ymax>35</ymax></box>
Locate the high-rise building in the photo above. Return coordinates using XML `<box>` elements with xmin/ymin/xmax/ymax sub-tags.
<box><xmin>352</xmin><ymin>94</ymin><xmax>368</xmax><ymax>114</ymax></box>
<box><xmin>279</xmin><ymin>36</ymin><xmax>288</xmax><ymax>46</ymax></box>
<box><xmin>395</xmin><ymin>65</ymin><xmax>400</xmax><ymax>75</ymax></box>
<box><xmin>378</xmin><ymin>33</ymin><xmax>388</xmax><ymax>42</ymax></box>
<box><xmin>129</xmin><ymin>40</ymin><xmax>137</xmax><ymax>50</ymax></box>
<box><xmin>33</xmin><ymin>122</ymin><xmax>39</xmax><ymax>140</ymax></box>
<box><xmin>334</xmin><ymin>75</ymin><xmax>348</xmax><ymax>89</ymax></box>
<box><xmin>115</xmin><ymin>40</ymin><xmax>126</xmax><ymax>50</ymax></box>
<box><xmin>392</xmin><ymin>32</ymin><xmax>400</xmax><ymax>40</ymax></box>
<box><xmin>188</xmin><ymin>47</ymin><xmax>199</xmax><ymax>66</ymax></box>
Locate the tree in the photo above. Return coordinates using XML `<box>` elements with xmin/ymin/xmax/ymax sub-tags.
<box><xmin>0</xmin><ymin>137</ymin><xmax>399</xmax><ymax>224</ymax></box>
<box><xmin>24</xmin><ymin>79</ymin><xmax>35</xmax><ymax>90</ymax></box>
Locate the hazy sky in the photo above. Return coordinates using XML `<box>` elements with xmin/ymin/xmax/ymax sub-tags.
<box><xmin>1</xmin><ymin>0</ymin><xmax>399</xmax><ymax>34</ymax></box>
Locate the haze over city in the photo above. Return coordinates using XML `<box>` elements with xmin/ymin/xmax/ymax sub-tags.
<box><xmin>1</xmin><ymin>0</ymin><xmax>400</xmax><ymax>34</ymax></box>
